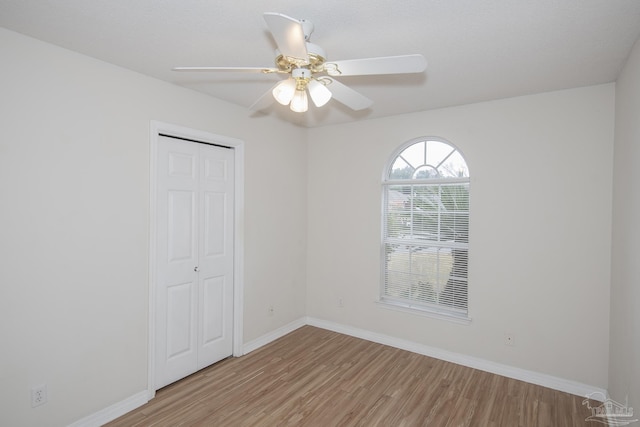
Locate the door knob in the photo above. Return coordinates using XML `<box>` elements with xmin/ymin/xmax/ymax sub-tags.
<box><xmin>194</xmin><ymin>266</ymin><xmax>199</xmax><ymax>272</ymax></box>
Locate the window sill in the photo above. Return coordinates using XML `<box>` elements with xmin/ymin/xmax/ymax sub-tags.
<box><xmin>376</xmin><ymin>300</ymin><xmax>472</xmax><ymax>325</ymax></box>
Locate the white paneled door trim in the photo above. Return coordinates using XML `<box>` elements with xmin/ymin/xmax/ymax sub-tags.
<box><xmin>148</xmin><ymin>120</ymin><xmax>244</xmax><ymax>400</ymax></box>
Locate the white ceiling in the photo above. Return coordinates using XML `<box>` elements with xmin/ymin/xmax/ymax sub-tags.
<box><xmin>1</xmin><ymin>0</ymin><xmax>639</xmax><ymax>127</ymax></box>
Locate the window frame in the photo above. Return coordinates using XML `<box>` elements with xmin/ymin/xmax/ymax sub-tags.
<box><xmin>379</xmin><ymin>136</ymin><xmax>471</xmax><ymax>323</ymax></box>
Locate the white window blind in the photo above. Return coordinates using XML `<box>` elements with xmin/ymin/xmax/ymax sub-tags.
<box><xmin>382</xmin><ymin>138</ymin><xmax>469</xmax><ymax>317</ymax></box>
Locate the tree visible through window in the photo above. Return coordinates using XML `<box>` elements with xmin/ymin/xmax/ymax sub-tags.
<box><xmin>382</xmin><ymin>138</ymin><xmax>469</xmax><ymax>317</ymax></box>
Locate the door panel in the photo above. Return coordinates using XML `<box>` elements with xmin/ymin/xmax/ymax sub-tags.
<box><xmin>202</xmin><ymin>276</ymin><xmax>225</xmax><ymax>345</ymax></box>
<box><xmin>203</xmin><ymin>192</ymin><xmax>226</xmax><ymax>257</ymax></box>
<box><xmin>166</xmin><ymin>281</ymin><xmax>196</xmax><ymax>359</ymax></box>
<box><xmin>168</xmin><ymin>151</ymin><xmax>196</xmax><ymax>177</ymax></box>
<box><xmin>167</xmin><ymin>191</ymin><xmax>196</xmax><ymax>262</ymax></box>
<box><xmin>156</xmin><ymin>135</ymin><xmax>234</xmax><ymax>389</ymax></box>
<box><xmin>197</xmin><ymin>145</ymin><xmax>234</xmax><ymax>369</ymax></box>
<box><xmin>204</xmin><ymin>158</ymin><xmax>227</xmax><ymax>181</ymax></box>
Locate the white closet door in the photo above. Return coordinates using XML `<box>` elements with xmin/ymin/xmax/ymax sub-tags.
<box><xmin>155</xmin><ymin>135</ymin><xmax>233</xmax><ymax>389</ymax></box>
<box><xmin>197</xmin><ymin>142</ymin><xmax>234</xmax><ymax>369</ymax></box>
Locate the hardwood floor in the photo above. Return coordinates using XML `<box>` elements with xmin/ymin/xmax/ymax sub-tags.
<box><xmin>106</xmin><ymin>326</ymin><xmax>597</xmax><ymax>426</ymax></box>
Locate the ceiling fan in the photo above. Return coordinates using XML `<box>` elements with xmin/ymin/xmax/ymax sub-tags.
<box><xmin>173</xmin><ymin>12</ymin><xmax>427</xmax><ymax>113</ymax></box>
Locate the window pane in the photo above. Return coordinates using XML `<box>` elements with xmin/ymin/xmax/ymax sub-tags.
<box><xmin>400</xmin><ymin>141</ymin><xmax>425</xmax><ymax>169</ymax></box>
<box><xmin>426</xmin><ymin>140</ymin><xmax>455</xmax><ymax>168</ymax></box>
<box><xmin>440</xmin><ymin>184</ymin><xmax>469</xmax><ymax>211</ymax></box>
<box><xmin>440</xmin><ymin>211</ymin><xmax>469</xmax><ymax>243</ymax></box>
<box><xmin>438</xmin><ymin>248</ymin><xmax>468</xmax><ymax>310</ymax></box>
<box><xmin>414</xmin><ymin>165</ymin><xmax>439</xmax><ymax>179</ymax></box>
<box><xmin>390</xmin><ymin>157</ymin><xmax>414</xmax><ymax>179</ymax></box>
<box><xmin>385</xmin><ymin>244</ymin><xmax>434</xmax><ymax>303</ymax></box>
<box><xmin>386</xmin><ymin>186</ymin><xmax>411</xmax><ymax>238</ymax></box>
<box><xmin>439</xmin><ymin>150</ymin><xmax>469</xmax><ymax>178</ymax></box>
<box><xmin>411</xmin><ymin>184</ymin><xmax>440</xmax><ymax>240</ymax></box>
<box><xmin>384</xmin><ymin>243</ymin><xmax>467</xmax><ymax>309</ymax></box>
<box><xmin>440</xmin><ymin>183</ymin><xmax>469</xmax><ymax>242</ymax></box>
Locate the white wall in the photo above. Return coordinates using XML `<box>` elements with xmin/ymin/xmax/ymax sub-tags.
<box><xmin>307</xmin><ymin>84</ymin><xmax>614</xmax><ymax>389</ymax></box>
<box><xmin>610</xmin><ymin>36</ymin><xmax>640</xmax><ymax>412</ymax></box>
<box><xmin>0</xmin><ymin>28</ymin><xmax>307</xmax><ymax>426</ymax></box>
<box><xmin>0</xmin><ymin>22</ymin><xmax>626</xmax><ymax>426</ymax></box>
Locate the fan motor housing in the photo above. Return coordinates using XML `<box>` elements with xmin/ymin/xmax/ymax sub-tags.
<box><xmin>275</xmin><ymin>42</ymin><xmax>326</xmax><ymax>73</ymax></box>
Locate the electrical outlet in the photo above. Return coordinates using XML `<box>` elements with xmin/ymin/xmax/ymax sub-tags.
<box><xmin>268</xmin><ymin>305</ymin><xmax>274</xmax><ymax>317</ymax></box>
<box><xmin>504</xmin><ymin>333</ymin><xmax>515</xmax><ymax>347</ymax></box>
<box><xmin>31</xmin><ymin>384</ymin><xmax>47</xmax><ymax>407</ymax></box>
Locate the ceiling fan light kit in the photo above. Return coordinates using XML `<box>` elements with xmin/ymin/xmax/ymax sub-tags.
<box><xmin>289</xmin><ymin>89</ymin><xmax>308</xmax><ymax>113</ymax></box>
<box><xmin>174</xmin><ymin>12</ymin><xmax>427</xmax><ymax>114</ymax></box>
<box><xmin>272</xmin><ymin>78</ymin><xmax>296</xmax><ymax>105</ymax></box>
<box><xmin>308</xmin><ymin>79</ymin><xmax>332</xmax><ymax>107</ymax></box>
<box><xmin>271</xmin><ymin>68</ymin><xmax>332</xmax><ymax>112</ymax></box>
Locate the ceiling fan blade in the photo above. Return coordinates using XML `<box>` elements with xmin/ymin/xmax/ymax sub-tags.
<box><xmin>325</xmin><ymin>78</ymin><xmax>373</xmax><ymax>111</ymax></box>
<box><xmin>263</xmin><ymin>12</ymin><xmax>309</xmax><ymax>64</ymax></box>
<box><xmin>249</xmin><ymin>82</ymin><xmax>279</xmax><ymax>111</ymax></box>
<box><xmin>173</xmin><ymin>66</ymin><xmax>277</xmax><ymax>73</ymax></box>
<box><xmin>325</xmin><ymin>54</ymin><xmax>427</xmax><ymax>77</ymax></box>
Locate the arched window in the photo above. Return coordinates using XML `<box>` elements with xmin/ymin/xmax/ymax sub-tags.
<box><xmin>381</xmin><ymin>137</ymin><xmax>470</xmax><ymax>319</ymax></box>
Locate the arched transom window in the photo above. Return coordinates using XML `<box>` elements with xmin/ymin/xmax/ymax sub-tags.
<box><xmin>382</xmin><ymin>137</ymin><xmax>470</xmax><ymax>319</ymax></box>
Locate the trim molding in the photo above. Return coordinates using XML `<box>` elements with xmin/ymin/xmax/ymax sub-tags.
<box><xmin>67</xmin><ymin>391</ymin><xmax>148</xmax><ymax>427</ymax></box>
<box><xmin>78</xmin><ymin>316</ymin><xmax>608</xmax><ymax>424</ymax></box>
<box><xmin>306</xmin><ymin>317</ymin><xmax>607</xmax><ymax>401</ymax></box>
<box><xmin>242</xmin><ymin>317</ymin><xmax>307</xmax><ymax>355</ymax></box>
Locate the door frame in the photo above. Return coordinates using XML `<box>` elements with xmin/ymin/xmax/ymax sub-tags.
<box><xmin>147</xmin><ymin>120</ymin><xmax>245</xmax><ymax>399</ymax></box>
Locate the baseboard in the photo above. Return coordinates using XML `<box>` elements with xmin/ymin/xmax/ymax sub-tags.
<box><xmin>242</xmin><ymin>317</ymin><xmax>307</xmax><ymax>355</ymax></box>
<box><xmin>67</xmin><ymin>390</ymin><xmax>148</xmax><ymax>427</ymax></box>
<box><xmin>70</xmin><ymin>318</ymin><xmax>306</xmax><ymax>426</ymax></box>
<box><xmin>73</xmin><ymin>316</ymin><xmax>607</xmax><ymax>425</ymax></box>
<box><xmin>306</xmin><ymin>317</ymin><xmax>607</xmax><ymax>401</ymax></box>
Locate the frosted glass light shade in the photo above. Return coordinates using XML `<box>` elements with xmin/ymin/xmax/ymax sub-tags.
<box><xmin>308</xmin><ymin>79</ymin><xmax>332</xmax><ymax>107</ymax></box>
<box><xmin>290</xmin><ymin>89</ymin><xmax>308</xmax><ymax>112</ymax></box>
<box><xmin>272</xmin><ymin>79</ymin><xmax>296</xmax><ymax>105</ymax></box>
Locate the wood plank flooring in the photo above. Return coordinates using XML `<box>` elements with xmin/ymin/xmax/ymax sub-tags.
<box><xmin>106</xmin><ymin>326</ymin><xmax>597</xmax><ymax>426</ymax></box>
